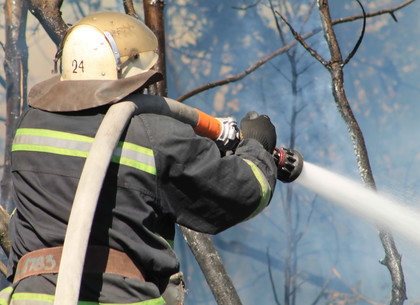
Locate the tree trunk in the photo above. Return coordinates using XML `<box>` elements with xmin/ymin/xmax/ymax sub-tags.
<box><xmin>317</xmin><ymin>1</ymin><xmax>406</xmax><ymax>304</ymax></box>
<box><xmin>143</xmin><ymin>0</ymin><xmax>167</xmax><ymax>97</ymax></box>
<box><xmin>181</xmin><ymin>228</ymin><xmax>243</xmax><ymax>305</ymax></box>
<box><xmin>2</xmin><ymin>0</ymin><xmax>28</xmax><ymax>216</ymax></box>
<box><xmin>142</xmin><ymin>2</ymin><xmax>242</xmax><ymax>304</ymax></box>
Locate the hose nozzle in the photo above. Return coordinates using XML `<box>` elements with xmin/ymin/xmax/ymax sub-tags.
<box><xmin>273</xmin><ymin>147</ymin><xmax>304</xmax><ymax>183</ymax></box>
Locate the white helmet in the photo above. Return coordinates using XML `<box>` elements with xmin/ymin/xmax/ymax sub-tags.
<box><xmin>58</xmin><ymin>11</ymin><xmax>158</xmax><ymax>80</ymax></box>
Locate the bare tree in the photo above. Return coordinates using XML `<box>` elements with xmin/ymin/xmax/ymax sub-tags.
<box><xmin>277</xmin><ymin>1</ymin><xmax>409</xmax><ymax>303</ymax></box>
<box><xmin>1</xmin><ymin>0</ymin><xmax>29</xmax><ymax>254</ymax></box>
<box><xmin>266</xmin><ymin>1</ymin><xmax>318</xmax><ymax>304</ymax></box>
<box><xmin>178</xmin><ymin>1</ymin><xmax>414</xmax><ymax>103</ymax></box>
<box><xmin>176</xmin><ymin>1</ymin><xmax>414</xmax><ymax>304</ymax></box>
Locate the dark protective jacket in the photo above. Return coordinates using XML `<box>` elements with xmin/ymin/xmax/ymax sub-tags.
<box><xmin>6</xmin><ymin>73</ymin><xmax>277</xmax><ymax>304</ymax></box>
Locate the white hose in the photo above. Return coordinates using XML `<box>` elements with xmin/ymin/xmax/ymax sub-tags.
<box><xmin>53</xmin><ymin>101</ymin><xmax>138</xmax><ymax>305</ymax></box>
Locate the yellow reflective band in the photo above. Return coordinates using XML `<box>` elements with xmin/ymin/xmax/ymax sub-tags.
<box><xmin>15</xmin><ymin>128</ymin><xmax>94</xmax><ymax>143</ymax></box>
<box><xmin>0</xmin><ymin>286</ymin><xmax>13</xmax><ymax>305</ymax></box>
<box><xmin>243</xmin><ymin>159</ymin><xmax>272</xmax><ymax>220</ymax></box>
<box><xmin>112</xmin><ymin>156</ymin><xmax>157</xmax><ymax>175</ymax></box>
<box><xmin>0</xmin><ymin>286</ymin><xmax>13</xmax><ymax>295</ymax></box>
<box><xmin>12</xmin><ymin>144</ymin><xmax>89</xmax><ymax>158</ymax></box>
<box><xmin>155</xmin><ymin>234</ymin><xmax>175</xmax><ymax>249</ymax></box>
<box><xmin>167</xmin><ymin>239</ymin><xmax>175</xmax><ymax>248</ymax></box>
<box><xmin>113</xmin><ymin>141</ymin><xmax>156</xmax><ymax>175</ymax></box>
<box><xmin>117</xmin><ymin>141</ymin><xmax>154</xmax><ymax>156</ymax></box>
<box><xmin>10</xmin><ymin>292</ymin><xmax>165</xmax><ymax>305</ymax></box>
<box><xmin>11</xmin><ymin>292</ymin><xmax>54</xmax><ymax>303</ymax></box>
<box><xmin>12</xmin><ymin>128</ymin><xmax>156</xmax><ymax>176</ymax></box>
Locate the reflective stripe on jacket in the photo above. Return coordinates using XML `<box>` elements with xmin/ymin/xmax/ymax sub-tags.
<box><xmin>0</xmin><ymin>286</ymin><xmax>166</xmax><ymax>305</ymax></box>
<box><xmin>13</xmin><ymin>128</ymin><xmax>157</xmax><ymax>175</ymax></box>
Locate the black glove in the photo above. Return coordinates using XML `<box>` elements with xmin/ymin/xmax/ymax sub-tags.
<box><xmin>240</xmin><ymin>111</ymin><xmax>276</xmax><ymax>153</ymax></box>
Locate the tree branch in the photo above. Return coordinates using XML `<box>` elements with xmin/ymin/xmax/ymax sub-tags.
<box><xmin>178</xmin><ymin>0</ymin><xmax>411</xmax><ymax>103</ymax></box>
<box><xmin>277</xmin><ymin>13</ymin><xmax>329</xmax><ymax>68</ymax></box>
<box><xmin>26</xmin><ymin>0</ymin><xmax>67</xmax><ymax>46</ymax></box>
<box><xmin>331</xmin><ymin>0</ymin><xmax>415</xmax><ymax>25</ymax></box>
<box><xmin>123</xmin><ymin>0</ymin><xmax>139</xmax><ymax>19</ymax></box>
<box><xmin>266</xmin><ymin>248</ymin><xmax>281</xmax><ymax>305</ymax></box>
<box><xmin>342</xmin><ymin>0</ymin><xmax>366</xmax><ymax>67</ymax></box>
<box><xmin>177</xmin><ymin>34</ymin><xmax>310</xmax><ymax>102</ymax></box>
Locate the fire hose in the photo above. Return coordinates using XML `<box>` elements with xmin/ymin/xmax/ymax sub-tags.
<box><xmin>53</xmin><ymin>97</ymin><xmax>303</xmax><ymax>305</ymax></box>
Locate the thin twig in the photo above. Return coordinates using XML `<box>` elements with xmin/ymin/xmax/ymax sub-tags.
<box><xmin>266</xmin><ymin>248</ymin><xmax>282</xmax><ymax>305</ymax></box>
<box><xmin>178</xmin><ymin>1</ymin><xmax>413</xmax><ymax>102</ymax></box>
<box><xmin>269</xmin><ymin>61</ymin><xmax>292</xmax><ymax>83</ymax></box>
<box><xmin>342</xmin><ymin>0</ymin><xmax>366</xmax><ymax>67</ymax></box>
<box><xmin>277</xmin><ymin>13</ymin><xmax>329</xmax><ymax>67</ymax></box>
<box><xmin>177</xmin><ymin>35</ymin><xmax>305</xmax><ymax>102</ymax></box>
<box><xmin>331</xmin><ymin>0</ymin><xmax>415</xmax><ymax>25</ymax></box>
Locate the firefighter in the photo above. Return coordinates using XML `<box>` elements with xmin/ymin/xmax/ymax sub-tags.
<box><xmin>1</xmin><ymin>11</ymin><xmax>278</xmax><ymax>305</ymax></box>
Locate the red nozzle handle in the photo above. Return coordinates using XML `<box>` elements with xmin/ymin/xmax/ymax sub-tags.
<box><xmin>273</xmin><ymin>147</ymin><xmax>304</xmax><ymax>183</ymax></box>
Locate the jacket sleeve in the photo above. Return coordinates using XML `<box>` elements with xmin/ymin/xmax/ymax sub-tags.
<box><xmin>143</xmin><ymin>114</ymin><xmax>277</xmax><ymax>234</ymax></box>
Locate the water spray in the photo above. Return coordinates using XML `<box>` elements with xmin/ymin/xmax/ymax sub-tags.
<box><xmin>271</xmin><ymin>150</ymin><xmax>420</xmax><ymax>248</ymax></box>
<box><xmin>296</xmin><ymin>161</ymin><xmax>420</xmax><ymax>247</ymax></box>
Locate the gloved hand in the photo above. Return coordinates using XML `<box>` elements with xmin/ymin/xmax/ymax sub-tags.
<box><xmin>240</xmin><ymin>111</ymin><xmax>276</xmax><ymax>153</ymax></box>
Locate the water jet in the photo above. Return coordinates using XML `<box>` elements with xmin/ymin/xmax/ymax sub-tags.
<box><xmin>296</xmin><ymin>162</ymin><xmax>420</xmax><ymax>246</ymax></box>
